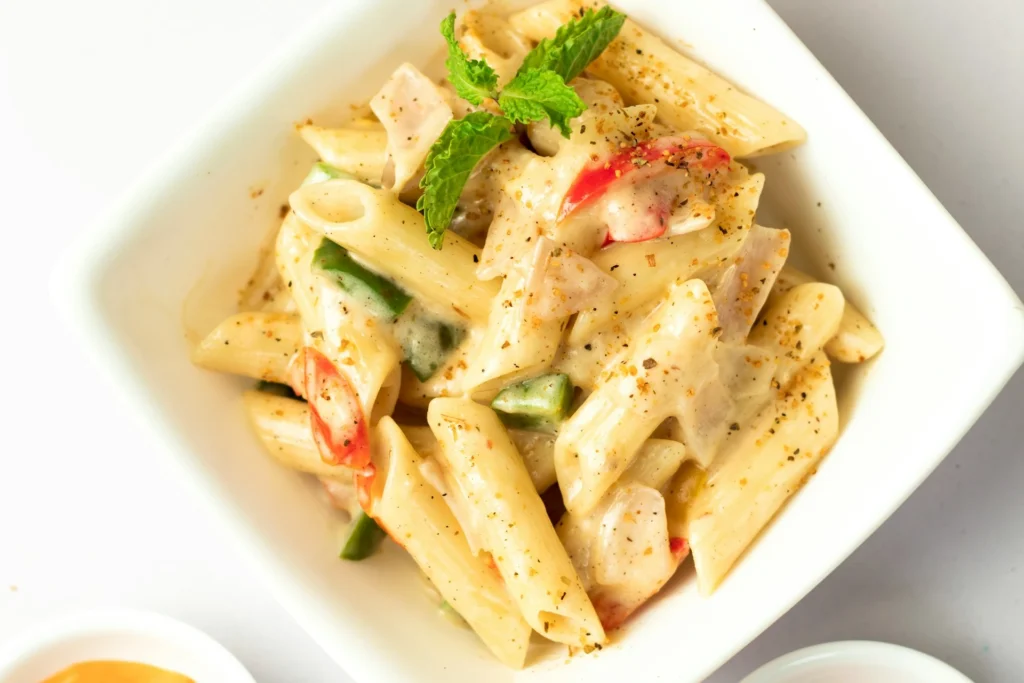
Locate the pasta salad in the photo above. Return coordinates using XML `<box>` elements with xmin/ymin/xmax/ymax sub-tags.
<box><xmin>191</xmin><ymin>0</ymin><xmax>884</xmax><ymax>668</ymax></box>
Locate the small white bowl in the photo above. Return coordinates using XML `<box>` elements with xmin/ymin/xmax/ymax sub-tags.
<box><xmin>742</xmin><ymin>641</ymin><xmax>973</xmax><ymax>683</ymax></box>
<box><xmin>0</xmin><ymin>609</ymin><xmax>256</xmax><ymax>683</ymax></box>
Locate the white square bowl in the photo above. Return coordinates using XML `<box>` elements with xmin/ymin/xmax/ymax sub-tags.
<box><xmin>53</xmin><ymin>0</ymin><xmax>1024</xmax><ymax>681</ymax></box>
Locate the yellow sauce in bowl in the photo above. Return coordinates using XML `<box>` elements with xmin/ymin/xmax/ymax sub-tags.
<box><xmin>41</xmin><ymin>660</ymin><xmax>194</xmax><ymax>683</ymax></box>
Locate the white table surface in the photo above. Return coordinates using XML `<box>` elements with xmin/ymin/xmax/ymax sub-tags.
<box><xmin>1</xmin><ymin>0</ymin><xmax>1021</xmax><ymax>681</ymax></box>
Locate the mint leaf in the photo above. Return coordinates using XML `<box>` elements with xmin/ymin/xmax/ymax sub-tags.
<box><xmin>417</xmin><ymin>112</ymin><xmax>513</xmax><ymax>249</ymax></box>
<box><xmin>498</xmin><ymin>69</ymin><xmax>586</xmax><ymax>137</ymax></box>
<box><xmin>420</xmin><ymin>8</ymin><xmax>627</xmax><ymax>248</ymax></box>
<box><xmin>517</xmin><ymin>6</ymin><xmax>626</xmax><ymax>84</ymax></box>
<box><xmin>441</xmin><ymin>12</ymin><xmax>499</xmax><ymax>106</ymax></box>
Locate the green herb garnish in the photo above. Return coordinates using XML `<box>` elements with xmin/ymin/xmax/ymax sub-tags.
<box><xmin>417</xmin><ymin>7</ymin><xmax>625</xmax><ymax>249</ymax></box>
<box><xmin>440</xmin><ymin>13</ymin><xmax>499</xmax><ymax>106</ymax></box>
<box><xmin>515</xmin><ymin>6</ymin><xmax>626</xmax><ymax>84</ymax></box>
<box><xmin>418</xmin><ymin>112</ymin><xmax>514</xmax><ymax>250</ymax></box>
<box><xmin>498</xmin><ymin>69</ymin><xmax>585</xmax><ymax>137</ymax></box>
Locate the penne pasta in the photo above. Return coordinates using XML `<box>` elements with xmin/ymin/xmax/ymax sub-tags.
<box><xmin>241</xmin><ymin>390</ymin><xmax>348</xmax><ymax>478</ymax></box>
<box><xmin>554</xmin><ymin>296</ymin><xmax>657</xmax><ymax>392</ymax></box>
<box><xmin>568</xmin><ymin>228</ymin><xmax>741</xmax><ymax>346</ymax></box>
<box><xmin>749</xmin><ymin>282</ymin><xmax>844</xmax><ymax>389</ymax></box>
<box><xmin>428</xmin><ymin>398</ymin><xmax>606</xmax><ymax>647</ymax></box>
<box><xmin>299</xmin><ymin>121</ymin><xmax>388</xmax><ymax>185</ymax></box>
<box><xmin>458</xmin><ymin>10</ymin><xmax>532</xmax><ymax>87</ymax></box>
<box><xmin>368</xmin><ymin>417</ymin><xmax>532</xmax><ymax>667</ymax></box>
<box><xmin>401</xmin><ymin>424</ymin><xmax>558</xmax><ymax>494</ymax></box>
<box><xmin>557</xmin><ymin>279</ymin><xmax>726</xmax><ymax>515</ymax></box>
<box><xmin>557</xmin><ymin>438</ymin><xmax>687</xmax><ymax>629</ymax></box>
<box><xmin>622</xmin><ymin>438</ymin><xmax>689</xmax><ymax>491</ymax></box>
<box><xmin>309</xmin><ymin>288</ymin><xmax>403</xmax><ymax>419</ymax></box>
<box><xmin>568</xmin><ymin>167</ymin><xmax>763</xmax><ymax>345</ymax></box>
<box><xmin>507</xmin><ymin>429</ymin><xmax>559</xmax><ymax>493</ymax></box>
<box><xmin>463</xmin><ymin>251</ymin><xmax>565</xmax><ymax>395</ymax></box>
<box><xmin>680</xmin><ymin>354</ymin><xmax>839</xmax><ymax>594</ymax></box>
<box><xmin>192</xmin><ymin>311</ymin><xmax>302</xmax><ymax>384</ymax></box>
<box><xmin>772</xmin><ymin>266</ymin><xmax>885</xmax><ymax>363</ymax></box>
<box><xmin>192</xmin><ymin>3</ymin><xmax>883</xmax><ymax>664</ymax></box>
<box><xmin>509</xmin><ymin>0</ymin><xmax>807</xmax><ymax>158</ymax></box>
<box><xmin>371</xmin><ymin>365</ymin><xmax>402</xmax><ymax>424</ymax></box>
<box><xmin>290</xmin><ymin>179</ymin><xmax>498</xmax><ymax>325</ymax></box>
<box><xmin>276</xmin><ymin>212</ymin><xmax>402</xmax><ymax>419</ymax></box>
<box><xmin>275</xmin><ymin>211</ymin><xmax>322</xmax><ymax>329</ymax></box>
<box><xmin>824</xmin><ymin>301</ymin><xmax>885</xmax><ymax>363</ymax></box>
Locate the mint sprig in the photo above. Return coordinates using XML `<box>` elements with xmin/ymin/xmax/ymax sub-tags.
<box><xmin>499</xmin><ymin>69</ymin><xmax>586</xmax><ymax>137</ymax></box>
<box><xmin>441</xmin><ymin>13</ymin><xmax>499</xmax><ymax>105</ymax></box>
<box><xmin>516</xmin><ymin>6</ymin><xmax>626</xmax><ymax>84</ymax></box>
<box><xmin>417</xmin><ymin>112</ymin><xmax>513</xmax><ymax>249</ymax></box>
<box><xmin>419</xmin><ymin>8</ymin><xmax>625</xmax><ymax>249</ymax></box>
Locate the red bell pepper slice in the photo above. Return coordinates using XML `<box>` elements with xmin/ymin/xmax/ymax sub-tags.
<box><xmin>303</xmin><ymin>346</ymin><xmax>371</xmax><ymax>470</ymax></box>
<box><xmin>558</xmin><ymin>136</ymin><xmax>730</xmax><ymax>243</ymax></box>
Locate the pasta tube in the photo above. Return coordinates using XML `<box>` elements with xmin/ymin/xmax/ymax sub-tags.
<box><xmin>400</xmin><ymin>424</ymin><xmax>558</xmax><ymax>493</ymax></box>
<box><xmin>367</xmin><ymin>417</ymin><xmax>532</xmax><ymax>667</ymax></box>
<box><xmin>681</xmin><ymin>354</ymin><xmax>839</xmax><ymax>593</ymax></box>
<box><xmin>276</xmin><ymin>212</ymin><xmax>401</xmax><ymax>421</ymax></box>
<box><xmin>192</xmin><ymin>312</ymin><xmax>301</xmax><ymax>384</ymax></box>
<box><xmin>275</xmin><ymin>211</ymin><xmax>322</xmax><ymax>328</ymax></box>
<box><xmin>557</xmin><ymin>439</ymin><xmax>687</xmax><ymax>629</ymax></box>
<box><xmin>241</xmin><ymin>390</ymin><xmax>347</xmax><ymax>478</ymax></box>
<box><xmin>568</xmin><ymin>169</ymin><xmax>762</xmax><ymax>345</ymax></box>
<box><xmin>298</xmin><ymin>121</ymin><xmax>388</xmax><ymax>185</ymax></box>
<box><xmin>509</xmin><ymin>0</ymin><xmax>806</xmax><ymax>158</ymax></box>
<box><xmin>557</xmin><ymin>279</ymin><xmax>727</xmax><ymax>515</ymax></box>
<box><xmin>463</xmin><ymin>253</ymin><xmax>564</xmax><ymax>395</ymax></box>
<box><xmin>773</xmin><ymin>266</ymin><xmax>884</xmax><ymax>363</ymax></box>
<box><xmin>749</xmin><ymin>282</ymin><xmax>844</xmax><ymax>388</ymax></box>
<box><xmin>825</xmin><ymin>303</ymin><xmax>885</xmax><ymax>363</ymax></box>
<box><xmin>458</xmin><ymin>10</ymin><xmax>532</xmax><ymax>87</ymax></box>
<box><xmin>428</xmin><ymin>398</ymin><xmax>605</xmax><ymax>647</ymax></box>
<box><xmin>290</xmin><ymin>179</ymin><xmax>498</xmax><ymax>324</ymax></box>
